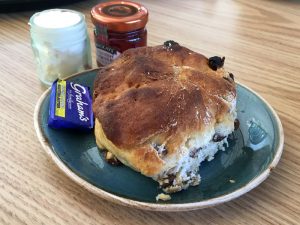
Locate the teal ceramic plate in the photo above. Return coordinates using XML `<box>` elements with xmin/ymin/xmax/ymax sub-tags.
<box><xmin>34</xmin><ymin>69</ymin><xmax>284</xmax><ymax>211</ymax></box>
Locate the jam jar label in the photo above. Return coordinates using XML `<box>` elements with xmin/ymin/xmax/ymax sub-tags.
<box><xmin>96</xmin><ymin>43</ymin><xmax>120</xmax><ymax>66</ymax></box>
<box><xmin>94</xmin><ymin>25</ymin><xmax>121</xmax><ymax>65</ymax></box>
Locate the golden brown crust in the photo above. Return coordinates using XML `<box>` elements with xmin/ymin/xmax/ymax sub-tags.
<box><xmin>94</xmin><ymin>119</ymin><xmax>164</xmax><ymax>176</ymax></box>
<box><xmin>93</xmin><ymin>43</ymin><xmax>236</xmax><ymax>176</ymax></box>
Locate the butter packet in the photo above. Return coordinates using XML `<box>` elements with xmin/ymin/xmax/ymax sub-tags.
<box><xmin>48</xmin><ymin>80</ymin><xmax>94</xmax><ymax>130</ymax></box>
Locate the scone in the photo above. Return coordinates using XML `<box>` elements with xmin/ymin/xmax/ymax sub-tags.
<box><xmin>93</xmin><ymin>41</ymin><xmax>237</xmax><ymax>193</ymax></box>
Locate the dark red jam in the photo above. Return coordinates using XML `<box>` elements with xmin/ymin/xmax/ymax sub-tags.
<box><xmin>91</xmin><ymin>1</ymin><xmax>148</xmax><ymax>66</ymax></box>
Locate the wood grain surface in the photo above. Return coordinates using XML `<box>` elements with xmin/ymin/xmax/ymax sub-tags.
<box><xmin>0</xmin><ymin>0</ymin><xmax>299</xmax><ymax>224</ymax></box>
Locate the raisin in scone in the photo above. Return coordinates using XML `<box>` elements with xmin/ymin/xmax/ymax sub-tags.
<box><xmin>93</xmin><ymin>41</ymin><xmax>237</xmax><ymax>193</ymax></box>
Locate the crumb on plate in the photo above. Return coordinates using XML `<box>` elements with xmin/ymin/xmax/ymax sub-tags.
<box><xmin>156</xmin><ymin>193</ymin><xmax>171</xmax><ymax>201</ymax></box>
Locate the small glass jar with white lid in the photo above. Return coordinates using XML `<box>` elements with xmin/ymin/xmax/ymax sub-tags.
<box><xmin>29</xmin><ymin>9</ymin><xmax>92</xmax><ymax>86</ymax></box>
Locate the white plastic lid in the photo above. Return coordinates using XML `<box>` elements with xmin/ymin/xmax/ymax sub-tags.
<box><xmin>29</xmin><ymin>9</ymin><xmax>88</xmax><ymax>45</ymax></box>
<box><xmin>33</xmin><ymin>10</ymin><xmax>81</xmax><ymax>28</ymax></box>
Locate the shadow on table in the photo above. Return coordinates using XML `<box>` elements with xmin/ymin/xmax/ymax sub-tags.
<box><xmin>0</xmin><ymin>0</ymin><xmax>84</xmax><ymax>13</ymax></box>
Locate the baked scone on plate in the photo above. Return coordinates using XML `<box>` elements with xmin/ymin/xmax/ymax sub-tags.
<box><xmin>93</xmin><ymin>41</ymin><xmax>237</xmax><ymax>193</ymax></box>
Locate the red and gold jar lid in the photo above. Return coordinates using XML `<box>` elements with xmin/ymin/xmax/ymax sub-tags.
<box><xmin>91</xmin><ymin>1</ymin><xmax>148</xmax><ymax>33</ymax></box>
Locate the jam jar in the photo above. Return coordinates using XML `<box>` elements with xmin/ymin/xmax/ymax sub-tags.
<box><xmin>91</xmin><ymin>1</ymin><xmax>148</xmax><ymax>66</ymax></box>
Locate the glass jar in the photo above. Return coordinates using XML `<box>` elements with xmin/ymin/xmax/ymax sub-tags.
<box><xmin>91</xmin><ymin>1</ymin><xmax>148</xmax><ymax>66</ymax></box>
<box><xmin>29</xmin><ymin>9</ymin><xmax>92</xmax><ymax>86</ymax></box>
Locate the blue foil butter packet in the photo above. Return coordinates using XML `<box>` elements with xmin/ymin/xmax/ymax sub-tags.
<box><xmin>48</xmin><ymin>80</ymin><xmax>94</xmax><ymax>130</ymax></box>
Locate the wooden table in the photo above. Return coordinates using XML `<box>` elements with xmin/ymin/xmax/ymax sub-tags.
<box><xmin>1</xmin><ymin>0</ymin><xmax>300</xmax><ymax>224</ymax></box>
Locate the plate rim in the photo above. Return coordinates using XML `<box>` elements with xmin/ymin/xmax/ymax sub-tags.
<box><xmin>33</xmin><ymin>69</ymin><xmax>284</xmax><ymax>211</ymax></box>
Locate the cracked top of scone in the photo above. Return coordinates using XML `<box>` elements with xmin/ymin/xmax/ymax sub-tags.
<box><xmin>93</xmin><ymin>42</ymin><xmax>236</xmax><ymax>175</ymax></box>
